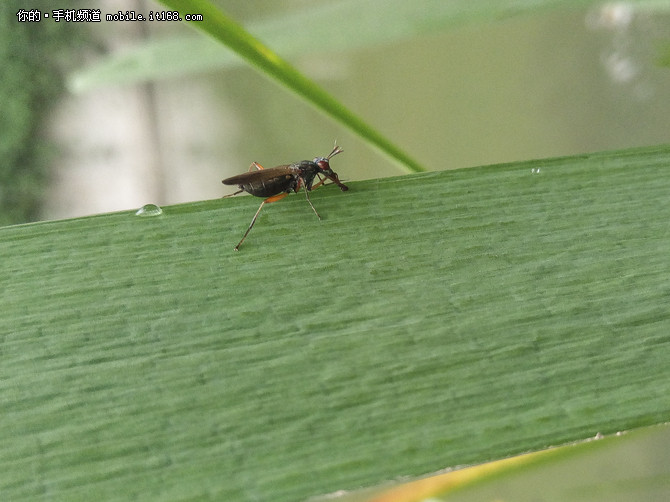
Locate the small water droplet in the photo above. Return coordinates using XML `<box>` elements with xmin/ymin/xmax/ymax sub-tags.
<box><xmin>135</xmin><ymin>204</ymin><xmax>162</xmax><ymax>217</ymax></box>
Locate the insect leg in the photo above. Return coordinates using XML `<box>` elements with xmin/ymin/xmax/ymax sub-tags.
<box><xmin>233</xmin><ymin>193</ymin><xmax>289</xmax><ymax>250</ymax></box>
<box><xmin>234</xmin><ymin>200</ymin><xmax>265</xmax><ymax>250</ymax></box>
<box><xmin>250</xmin><ymin>162</ymin><xmax>264</xmax><ymax>171</ymax></box>
<box><xmin>303</xmin><ymin>189</ymin><xmax>321</xmax><ymax>220</ymax></box>
<box><xmin>223</xmin><ymin>189</ymin><xmax>244</xmax><ymax>198</ymax></box>
<box><xmin>310</xmin><ymin>174</ymin><xmax>344</xmax><ymax>191</ymax></box>
<box><xmin>311</xmin><ymin>174</ymin><xmax>326</xmax><ymax>190</ymax></box>
<box><xmin>264</xmin><ymin>192</ymin><xmax>289</xmax><ymax>203</ymax></box>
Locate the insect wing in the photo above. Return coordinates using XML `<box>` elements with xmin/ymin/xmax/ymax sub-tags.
<box><xmin>222</xmin><ymin>165</ymin><xmax>289</xmax><ymax>186</ymax></box>
<box><xmin>223</xmin><ymin>165</ymin><xmax>297</xmax><ymax>198</ymax></box>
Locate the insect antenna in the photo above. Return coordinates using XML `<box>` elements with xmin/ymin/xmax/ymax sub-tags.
<box><xmin>327</xmin><ymin>143</ymin><xmax>344</xmax><ymax>160</ymax></box>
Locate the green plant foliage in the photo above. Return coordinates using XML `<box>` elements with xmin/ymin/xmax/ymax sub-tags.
<box><xmin>152</xmin><ymin>0</ymin><xmax>426</xmax><ymax>174</ymax></box>
<box><xmin>0</xmin><ymin>1</ymin><xmax>86</xmax><ymax>224</ymax></box>
<box><xmin>2</xmin><ymin>145</ymin><xmax>670</xmax><ymax>501</ymax></box>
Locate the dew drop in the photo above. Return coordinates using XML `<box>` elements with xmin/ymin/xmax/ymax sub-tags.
<box><xmin>135</xmin><ymin>204</ymin><xmax>162</xmax><ymax>217</ymax></box>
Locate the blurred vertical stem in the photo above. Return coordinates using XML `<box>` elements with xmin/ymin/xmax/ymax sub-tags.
<box><xmin>157</xmin><ymin>0</ymin><xmax>428</xmax><ymax>173</ymax></box>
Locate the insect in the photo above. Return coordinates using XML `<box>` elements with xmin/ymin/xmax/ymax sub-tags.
<box><xmin>222</xmin><ymin>144</ymin><xmax>348</xmax><ymax>250</ymax></box>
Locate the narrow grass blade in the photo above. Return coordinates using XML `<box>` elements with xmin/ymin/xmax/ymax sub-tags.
<box><xmin>156</xmin><ymin>0</ymin><xmax>426</xmax><ymax>173</ymax></box>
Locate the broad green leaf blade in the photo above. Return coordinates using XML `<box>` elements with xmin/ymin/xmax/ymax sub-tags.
<box><xmin>150</xmin><ymin>0</ymin><xmax>425</xmax><ymax>174</ymax></box>
<box><xmin>2</xmin><ymin>145</ymin><xmax>670</xmax><ymax>501</ymax></box>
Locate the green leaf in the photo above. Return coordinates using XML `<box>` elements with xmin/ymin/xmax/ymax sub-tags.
<box><xmin>121</xmin><ymin>0</ymin><xmax>428</xmax><ymax>174</ymax></box>
<box><xmin>3</xmin><ymin>144</ymin><xmax>670</xmax><ymax>501</ymax></box>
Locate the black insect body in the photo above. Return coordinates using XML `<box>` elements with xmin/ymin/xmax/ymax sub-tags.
<box><xmin>222</xmin><ymin>145</ymin><xmax>348</xmax><ymax>250</ymax></box>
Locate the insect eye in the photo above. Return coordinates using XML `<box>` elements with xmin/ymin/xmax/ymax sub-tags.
<box><xmin>316</xmin><ymin>159</ymin><xmax>331</xmax><ymax>172</ymax></box>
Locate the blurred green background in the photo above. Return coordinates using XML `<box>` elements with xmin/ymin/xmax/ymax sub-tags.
<box><xmin>1</xmin><ymin>0</ymin><xmax>86</xmax><ymax>224</ymax></box>
<box><xmin>3</xmin><ymin>0</ymin><xmax>670</xmax><ymax>224</ymax></box>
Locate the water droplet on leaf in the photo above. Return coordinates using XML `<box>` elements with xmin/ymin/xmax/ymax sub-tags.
<box><xmin>135</xmin><ymin>204</ymin><xmax>162</xmax><ymax>217</ymax></box>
